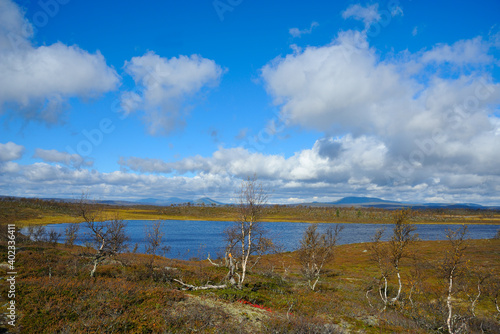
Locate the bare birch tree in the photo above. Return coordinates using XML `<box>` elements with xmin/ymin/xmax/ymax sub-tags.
<box><xmin>388</xmin><ymin>208</ymin><xmax>418</xmax><ymax>303</ymax></box>
<box><xmin>145</xmin><ymin>220</ymin><xmax>170</xmax><ymax>279</ymax></box>
<box><xmin>441</xmin><ymin>225</ymin><xmax>469</xmax><ymax>334</ymax></box>
<box><xmin>298</xmin><ymin>223</ymin><xmax>343</xmax><ymax>290</ymax></box>
<box><xmin>369</xmin><ymin>228</ymin><xmax>392</xmax><ymax>309</ymax></box>
<box><xmin>231</xmin><ymin>175</ymin><xmax>269</xmax><ymax>288</ymax></box>
<box><xmin>222</xmin><ymin>221</ymin><xmax>273</xmax><ymax>272</ymax></box>
<box><xmin>175</xmin><ymin>175</ymin><xmax>271</xmax><ymax>290</ymax></box>
<box><xmin>369</xmin><ymin>208</ymin><xmax>417</xmax><ymax>310</ymax></box>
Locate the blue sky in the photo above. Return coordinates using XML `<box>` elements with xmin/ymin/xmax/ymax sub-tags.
<box><xmin>1</xmin><ymin>0</ymin><xmax>500</xmax><ymax>204</ymax></box>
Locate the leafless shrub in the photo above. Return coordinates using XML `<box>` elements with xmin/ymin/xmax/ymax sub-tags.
<box><xmin>460</xmin><ymin>268</ymin><xmax>491</xmax><ymax>318</ymax></box>
<box><xmin>298</xmin><ymin>223</ymin><xmax>343</xmax><ymax>291</ymax></box>
<box><xmin>406</xmin><ymin>252</ymin><xmax>427</xmax><ymax>312</ymax></box>
<box><xmin>467</xmin><ymin>317</ymin><xmax>500</xmax><ymax>333</ymax></box>
<box><xmin>30</xmin><ymin>225</ymin><xmax>47</xmax><ymax>243</ymax></box>
<box><xmin>485</xmin><ymin>276</ymin><xmax>500</xmax><ymax>317</ymax></box>
<box><xmin>64</xmin><ymin>223</ymin><xmax>80</xmax><ymax>247</ymax></box>
<box><xmin>25</xmin><ymin>225</ymin><xmax>36</xmax><ymax>242</ymax></box>
<box><xmin>47</xmin><ymin>229</ymin><xmax>62</xmax><ymax>246</ymax></box>
<box><xmin>145</xmin><ymin>220</ymin><xmax>170</xmax><ymax>279</ymax></box>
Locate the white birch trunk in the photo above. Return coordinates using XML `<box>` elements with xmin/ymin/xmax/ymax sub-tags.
<box><xmin>390</xmin><ymin>269</ymin><xmax>402</xmax><ymax>303</ymax></box>
<box><xmin>446</xmin><ymin>269</ymin><xmax>455</xmax><ymax>334</ymax></box>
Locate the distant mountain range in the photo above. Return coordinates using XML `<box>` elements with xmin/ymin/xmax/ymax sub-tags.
<box><xmin>102</xmin><ymin>197</ymin><xmax>224</xmax><ymax>206</ymax></box>
<box><xmin>80</xmin><ymin>196</ymin><xmax>500</xmax><ymax>209</ymax></box>
<box><xmin>1</xmin><ymin>195</ymin><xmax>497</xmax><ymax>209</ymax></box>
<box><xmin>0</xmin><ymin>195</ymin><xmax>224</xmax><ymax>207</ymax></box>
<box><xmin>300</xmin><ymin>196</ymin><xmax>492</xmax><ymax>209</ymax></box>
<box><xmin>332</xmin><ymin>196</ymin><xmax>401</xmax><ymax>205</ymax></box>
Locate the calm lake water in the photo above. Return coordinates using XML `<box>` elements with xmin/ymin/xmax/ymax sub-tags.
<box><xmin>35</xmin><ymin>220</ymin><xmax>500</xmax><ymax>261</ymax></box>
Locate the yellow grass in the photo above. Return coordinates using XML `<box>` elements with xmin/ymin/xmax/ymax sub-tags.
<box><xmin>15</xmin><ymin>209</ymin><xmax>500</xmax><ymax>226</ymax></box>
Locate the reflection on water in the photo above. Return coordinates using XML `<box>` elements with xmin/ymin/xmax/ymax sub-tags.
<box><xmin>31</xmin><ymin>220</ymin><xmax>500</xmax><ymax>261</ymax></box>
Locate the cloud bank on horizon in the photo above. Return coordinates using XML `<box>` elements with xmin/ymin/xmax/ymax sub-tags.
<box><xmin>0</xmin><ymin>0</ymin><xmax>499</xmax><ymax>205</ymax></box>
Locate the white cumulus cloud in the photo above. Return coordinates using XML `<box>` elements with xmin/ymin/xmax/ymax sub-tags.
<box><xmin>120</xmin><ymin>52</ymin><xmax>225</xmax><ymax>136</ymax></box>
<box><xmin>0</xmin><ymin>142</ymin><xmax>25</xmax><ymax>161</ymax></box>
<box><xmin>0</xmin><ymin>0</ymin><xmax>120</xmax><ymax>124</ymax></box>
<box><xmin>421</xmin><ymin>37</ymin><xmax>494</xmax><ymax>65</ymax></box>
<box><xmin>119</xmin><ymin>135</ymin><xmax>389</xmax><ymax>185</ymax></box>
<box><xmin>261</xmin><ymin>30</ymin><xmax>416</xmax><ymax>136</ymax></box>
<box><xmin>260</xmin><ymin>27</ymin><xmax>500</xmax><ymax>201</ymax></box>
<box><xmin>33</xmin><ymin>148</ymin><xmax>93</xmax><ymax>169</ymax></box>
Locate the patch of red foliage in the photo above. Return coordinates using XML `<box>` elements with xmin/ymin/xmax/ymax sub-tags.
<box><xmin>237</xmin><ymin>300</ymin><xmax>273</xmax><ymax>312</ymax></box>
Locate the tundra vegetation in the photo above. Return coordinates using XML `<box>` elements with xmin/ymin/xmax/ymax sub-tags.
<box><xmin>1</xmin><ymin>194</ymin><xmax>500</xmax><ymax>333</ymax></box>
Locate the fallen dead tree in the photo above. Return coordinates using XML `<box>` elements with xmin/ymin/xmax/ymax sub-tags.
<box><xmin>173</xmin><ymin>279</ymin><xmax>228</xmax><ymax>291</ymax></box>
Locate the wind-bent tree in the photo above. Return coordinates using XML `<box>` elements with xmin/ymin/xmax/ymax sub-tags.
<box><xmin>77</xmin><ymin>193</ymin><xmax>129</xmax><ymax>277</ymax></box>
<box><xmin>298</xmin><ymin>223</ymin><xmax>343</xmax><ymax>291</ymax></box>
<box><xmin>369</xmin><ymin>208</ymin><xmax>417</xmax><ymax>309</ymax></box>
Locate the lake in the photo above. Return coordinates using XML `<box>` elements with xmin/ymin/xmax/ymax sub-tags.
<box><xmin>33</xmin><ymin>220</ymin><xmax>500</xmax><ymax>261</ymax></box>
